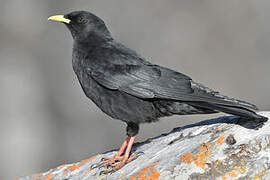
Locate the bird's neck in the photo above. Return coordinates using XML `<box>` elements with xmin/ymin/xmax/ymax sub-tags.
<box><xmin>72</xmin><ymin>34</ymin><xmax>113</xmax><ymax>73</ymax></box>
<box><xmin>74</xmin><ymin>32</ymin><xmax>112</xmax><ymax>51</ymax></box>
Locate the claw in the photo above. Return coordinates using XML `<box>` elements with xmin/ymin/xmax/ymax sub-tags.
<box><xmin>108</xmin><ymin>169</ymin><xmax>116</xmax><ymax>175</ymax></box>
<box><xmin>99</xmin><ymin>170</ymin><xmax>107</xmax><ymax>176</ymax></box>
<box><xmin>90</xmin><ymin>163</ymin><xmax>99</xmax><ymax>169</ymax></box>
<box><xmin>135</xmin><ymin>151</ymin><xmax>144</xmax><ymax>157</ymax></box>
<box><xmin>126</xmin><ymin>151</ymin><xmax>143</xmax><ymax>162</ymax></box>
<box><xmin>90</xmin><ymin>161</ymin><xmax>107</xmax><ymax>169</ymax></box>
<box><xmin>98</xmin><ymin>164</ymin><xmax>106</xmax><ymax>169</ymax></box>
<box><xmin>106</xmin><ymin>164</ymin><xmax>113</xmax><ymax>169</ymax></box>
<box><xmin>100</xmin><ymin>157</ymin><xmax>107</xmax><ymax>162</ymax></box>
<box><xmin>99</xmin><ymin>165</ymin><xmax>116</xmax><ymax>175</ymax></box>
<box><xmin>114</xmin><ymin>159</ymin><xmax>121</xmax><ymax>163</ymax></box>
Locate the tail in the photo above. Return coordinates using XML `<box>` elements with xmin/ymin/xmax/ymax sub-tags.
<box><xmin>187</xmin><ymin>101</ymin><xmax>268</xmax><ymax>121</ymax></box>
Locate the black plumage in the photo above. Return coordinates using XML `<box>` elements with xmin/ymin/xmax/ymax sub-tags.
<box><xmin>48</xmin><ymin>11</ymin><xmax>267</xmax><ymax>172</ymax></box>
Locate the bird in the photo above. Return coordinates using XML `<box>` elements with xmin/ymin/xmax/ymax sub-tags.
<box><xmin>48</xmin><ymin>11</ymin><xmax>267</xmax><ymax>173</ymax></box>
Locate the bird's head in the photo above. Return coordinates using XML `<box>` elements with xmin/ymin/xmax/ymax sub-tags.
<box><xmin>48</xmin><ymin>11</ymin><xmax>111</xmax><ymax>42</ymax></box>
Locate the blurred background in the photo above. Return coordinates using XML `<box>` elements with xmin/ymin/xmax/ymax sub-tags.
<box><xmin>1</xmin><ymin>0</ymin><xmax>270</xmax><ymax>179</ymax></box>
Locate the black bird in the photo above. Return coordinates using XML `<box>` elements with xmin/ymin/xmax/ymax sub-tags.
<box><xmin>48</xmin><ymin>11</ymin><xmax>267</xmax><ymax>172</ymax></box>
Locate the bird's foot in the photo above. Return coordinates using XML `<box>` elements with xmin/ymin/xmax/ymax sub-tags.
<box><xmin>99</xmin><ymin>153</ymin><xmax>138</xmax><ymax>175</ymax></box>
<box><xmin>90</xmin><ymin>155</ymin><xmax>122</xmax><ymax>169</ymax></box>
<box><xmin>100</xmin><ymin>161</ymin><xmax>126</xmax><ymax>175</ymax></box>
<box><xmin>91</xmin><ymin>136</ymin><xmax>140</xmax><ymax>174</ymax></box>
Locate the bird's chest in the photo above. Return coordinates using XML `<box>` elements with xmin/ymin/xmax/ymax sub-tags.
<box><xmin>72</xmin><ymin>49</ymin><xmax>158</xmax><ymax>123</ymax></box>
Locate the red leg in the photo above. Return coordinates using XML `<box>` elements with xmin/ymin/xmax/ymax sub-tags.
<box><xmin>108</xmin><ymin>135</ymin><xmax>136</xmax><ymax>171</ymax></box>
<box><xmin>114</xmin><ymin>136</ymin><xmax>131</xmax><ymax>158</ymax></box>
<box><xmin>122</xmin><ymin>135</ymin><xmax>135</xmax><ymax>161</ymax></box>
<box><xmin>92</xmin><ymin>135</ymin><xmax>137</xmax><ymax>174</ymax></box>
<box><xmin>99</xmin><ymin>136</ymin><xmax>131</xmax><ymax>165</ymax></box>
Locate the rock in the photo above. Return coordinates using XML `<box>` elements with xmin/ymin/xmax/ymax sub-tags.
<box><xmin>18</xmin><ymin>112</ymin><xmax>270</xmax><ymax>180</ymax></box>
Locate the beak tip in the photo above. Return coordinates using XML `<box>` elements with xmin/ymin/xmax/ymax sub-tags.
<box><xmin>47</xmin><ymin>15</ymin><xmax>71</xmax><ymax>24</ymax></box>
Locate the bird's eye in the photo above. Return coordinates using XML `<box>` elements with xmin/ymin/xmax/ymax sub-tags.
<box><xmin>77</xmin><ymin>16</ymin><xmax>88</xmax><ymax>24</ymax></box>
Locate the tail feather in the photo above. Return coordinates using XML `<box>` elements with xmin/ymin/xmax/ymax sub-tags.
<box><xmin>188</xmin><ymin>101</ymin><xmax>267</xmax><ymax>120</ymax></box>
<box><xmin>190</xmin><ymin>81</ymin><xmax>258</xmax><ymax>111</ymax></box>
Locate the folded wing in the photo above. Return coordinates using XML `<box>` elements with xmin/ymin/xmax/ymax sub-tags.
<box><xmin>85</xmin><ymin>45</ymin><xmax>257</xmax><ymax>111</ymax></box>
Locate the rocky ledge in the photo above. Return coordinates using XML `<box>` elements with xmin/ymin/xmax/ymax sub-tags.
<box><xmin>18</xmin><ymin>112</ymin><xmax>270</xmax><ymax>180</ymax></box>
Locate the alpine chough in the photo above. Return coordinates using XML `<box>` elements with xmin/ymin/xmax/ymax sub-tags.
<box><xmin>48</xmin><ymin>11</ymin><xmax>267</xmax><ymax>173</ymax></box>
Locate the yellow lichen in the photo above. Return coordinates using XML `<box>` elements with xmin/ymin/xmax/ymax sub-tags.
<box><xmin>254</xmin><ymin>170</ymin><xmax>266</xmax><ymax>179</ymax></box>
<box><xmin>215</xmin><ymin>160</ymin><xmax>222</xmax><ymax>166</ymax></box>
<box><xmin>233</xmin><ymin>166</ymin><xmax>246</xmax><ymax>173</ymax></box>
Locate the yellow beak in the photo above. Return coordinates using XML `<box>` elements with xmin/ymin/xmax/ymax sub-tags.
<box><xmin>48</xmin><ymin>15</ymin><xmax>71</xmax><ymax>24</ymax></box>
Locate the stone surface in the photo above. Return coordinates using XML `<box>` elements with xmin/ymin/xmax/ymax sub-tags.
<box><xmin>18</xmin><ymin>112</ymin><xmax>270</xmax><ymax>180</ymax></box>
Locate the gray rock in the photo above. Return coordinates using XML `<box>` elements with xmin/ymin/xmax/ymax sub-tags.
<box><xmin>18</xmin><ymin>112</ymin><xmax>270</xmax><ymax>180</ymax></box>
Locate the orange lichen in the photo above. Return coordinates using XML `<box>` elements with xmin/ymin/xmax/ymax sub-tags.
<box><xmin>200</xmin><ymin>143</ymin><xmax>208</xmax><ymax>152</ymax></box>
<box><xmin>181</xmin><ymin>142</ymin><xmax>212</xmax><ymax>169</ymax></box>
<box><xmin>194</xmin><ymin>152</ymin><xmax>206</xmax><ymax>169</ymax></box>
<box><xmin>219</xmin><ymin>169</ymin><xmax>239</xmax><ymax>180</ymax></box>
<box><xmin>194</xmin><ymin>143</ymin><xmax>211</xmax><ymax>169</ymax></box>
<box><xmin>86</xmin><ymin>167</ymin><xmax>93</xmax><ymax>173</ymax></box>
<box><xmin>136</xmin><ymin>171</ymin><xmax>145</xmax><ymax>176</ymax></box>
<box><xmin>118</xmin><ymin>174</ymin><xmax>127</xmax><ymax>179</ymax></box>
<box><xmin>31</xmin><ymin>173</ymin><xmax>43</xmax><ymax>178</ymax></box>
<box><xmin>44</xmin><ymin>174</ymin><xmax>54</xmax><ymax>180</ymax></box>
<box><xmin>78</xmin><ymin>156</ymin><xmax>96</xmax><ymax>166</ymax></box>
<box><xmin>57</xmin><ymin>164</ymin><xmax>66</xmax><ymax>169</ymax></box>
<box><xmin>201</xmin><ymin>143</ymin><xmax>211</xmax><ymax>156</ymax></box>
<box><xmin>23</xmin><ymin>156</ymin><xmax>96</xmax><ymax>180</ymax></box>
<box><xmin>67</xmin><ymin>164</ymin><xmax>80</xmax><ymax>171</ymax></box>
<box><xmin>180</xmin><ymin>153</ymin><xmax>194</xmax><ymax>164</ymax></box>
<box><xmin>221</xmin><ymin>175</ymin><xmax>227</xmax><ymax>180</ymax></box>
<box><xmin>151</xmin><ymin>169</ymin><xmax>160</xmax><ymax>179</ymax></box>
<box><xmin>138</xmin><ymin>175</ymin><xmax>147</xmax><ymax>180</ymax></box>
<box><xmin>141</xmin><ymin>161</ymin><xmax>158</xmax><ymax>172</ymax></box>
<box><xmin>128</xmin><ymin>174</ymin><xmax>139</xmax><ymax>179</ymax></box>
<box><xmin>228</xmin><ymin>170</ymin><xmax>237</xmax><ymax>177</ymax></box>
<box><xmin>216</xmin><ymin>136</ymin><xmax>224</xmax><ymax>145</ymax></box>
<box><xmin>128</xmin><ymin>162</ymin><xmax>160</xmax><ymax>180</ymax></box>
<box><xmin>128</xmin><ymin>173</ymin><xmax>139</xmax><ymax>179</ymax></box>
<box><xmin>142</xmin><ymin>166</ymin><xmax>152</xmax><ymax>172</ymax></box>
